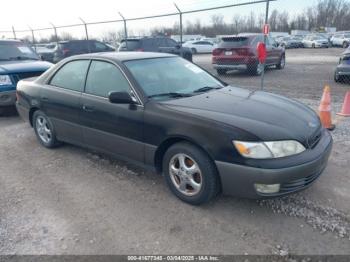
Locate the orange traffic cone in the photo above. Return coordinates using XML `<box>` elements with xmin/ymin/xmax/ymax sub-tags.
<box><xmin>319</xmin><ymin>85</ymin><xmax>335</xmax><ymax>131</ymax></box>
<box><xmin>337</xmin><ymin>91</ymin><xmax>350</xmax><ymax>117</ymax></box>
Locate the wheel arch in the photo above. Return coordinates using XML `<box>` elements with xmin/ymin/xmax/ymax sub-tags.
<box><xmin>154</xmin><ymin>135</ymin><xmax>215</xmax><ymax>174</ymax></box>
<box><xmin>29</xmin><ymin>107</ymin><xmax>40</xmax><ymax>127</ymax></box>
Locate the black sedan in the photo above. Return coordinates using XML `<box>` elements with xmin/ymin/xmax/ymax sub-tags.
<box><xmin>334</xmin><ymin>49</ymin><xmax>350</xmax><ymax>83</ymax></box>
<box><xmin>16</xmin><ymin>52</ymin><xmax>332</xmax><ymax>205</ymax></box>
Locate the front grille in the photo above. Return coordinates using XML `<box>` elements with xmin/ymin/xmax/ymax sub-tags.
<box><xmin>11</xmin><ymin>71</ymin><xmax>44</xmax><ymax>84</ymax></box>
<box><xmin>280</xmin><ymin>171</ymin><xmax>322</xmax><ymax>193</ymax></box>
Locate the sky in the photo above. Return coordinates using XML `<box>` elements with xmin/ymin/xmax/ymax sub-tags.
<box><xmin>0</xmin><ymin>0</ymin><xmax>319</xmax><ymax>40</ymax></box>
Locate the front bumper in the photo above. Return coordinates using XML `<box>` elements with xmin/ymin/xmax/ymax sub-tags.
<box><xmin>216</xmin><ymin>130</ymin><xmax>333</xmax><ymax>199</ymax></box>
<box><xmin>0</xmin><ymin>90</ymin><xmax>16</xmax><ymax>107</ymax></box>
<box><xmin>336</xmin><ymin>65</ymin><xmax>350</xmax><ymax>76</ymax></box>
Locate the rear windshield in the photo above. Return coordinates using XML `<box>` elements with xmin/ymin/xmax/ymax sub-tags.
<box><xmin>219</xmin><ymin>37</ymin><xmax>251</xmax><ymax>48</ymax></box>
<box><xmin>120</xmin><ymin>40</ymin><xmax>141</xmax><ymax>50</ymax></box>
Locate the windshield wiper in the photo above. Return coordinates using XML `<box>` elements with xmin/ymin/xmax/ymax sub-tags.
<box><xmin>148</xmin><ymin>92</ymin><xmax>192</xmax><ymax>99</ymax></box>
<box><xmin>9</xmin><ymin>56</ymin><xmax>39</xmax><ymax>61</ymax></box>
<box><xmin>193</xmin><ymin>86</ymin><xmax>223</xmax><ymax>93</ymax></box>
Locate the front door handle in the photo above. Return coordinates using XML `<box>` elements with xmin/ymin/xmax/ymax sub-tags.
<box><xmin>82</xmin><ymin>105</ymin><xmax>95</xmax><ymax>112</ymax></box>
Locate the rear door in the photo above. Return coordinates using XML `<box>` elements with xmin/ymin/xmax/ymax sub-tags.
<box><xmin>41</xmin><ymin>59</ymin><xmax>90</xmax><ymax>145</ymax></box>
<box><xmin>80</xmin><ymin>60</ymin><xmax>144</xmax><ymax>162</ymax></box>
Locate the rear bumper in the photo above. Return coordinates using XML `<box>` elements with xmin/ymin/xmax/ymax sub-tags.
<box><xmin>216</xmin><ymin>130</ymin><xmax>333</xmax><ymax>199</ymax></box>
<box><xmin>213</xmin><ymin>64</ymin><xmax>247</xmax><ymax>70</ymax></box>
<box><xmin>0</xmin><ymin>90</ymin><xmax>16</xmax><ymax>107</ymax></box>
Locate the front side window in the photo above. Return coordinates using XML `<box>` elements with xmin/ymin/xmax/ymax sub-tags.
<box><xmin>124</xmin><ymin>57</ymin><xmax>223</xmax><ymax>99</ymax></box>
<box><xmin>50</xmin><ymin>60</ymin><xmax>90</xmax><ymax>92</ymax></box>
<box><xmin>85</xmin><ymin>60</ymin><xmax>130</xmax><ymax>97</ymax></box>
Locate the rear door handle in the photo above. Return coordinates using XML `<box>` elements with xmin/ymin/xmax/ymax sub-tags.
<box><xmin>82</xmin><ymin>105</ymin><xmax>95</xmax><ymax>112</ymax></box>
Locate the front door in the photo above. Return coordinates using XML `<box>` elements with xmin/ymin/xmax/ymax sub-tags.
<box><xmin>80</xmin><ymin>60</ymin><xmax>144</xmax><ymax>163</ymax></box>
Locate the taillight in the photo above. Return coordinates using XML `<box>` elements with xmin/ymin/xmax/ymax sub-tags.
<box><xmin>236</xmin><ymin>48</ymin><xmax>248</xmax><ymax>56</ymax></box>
<box><xmin>212</xmin><ymin>48</ymin><xmax>222</xmax><ymax>55</ymax></box>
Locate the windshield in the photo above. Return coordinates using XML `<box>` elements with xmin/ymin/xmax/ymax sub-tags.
<box><xmin>124</xmin><ymin>57</ymin><xmax>224</xmax><ymax>99</ymax></box>
<box><xmin>0</xmin><ymin>42</ymin><xmax>39</xmax><ymax>61</ymax></box>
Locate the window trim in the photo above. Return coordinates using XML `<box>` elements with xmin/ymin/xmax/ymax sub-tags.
<box><xmin>48</xmin><ymin>58</ymin><xmax>91</xmax><ymax>93</ymax></box>
<box><xmin>84</xmin><ymin>58</ymin><xmax>144</xmax><ymax>106</ymax></box>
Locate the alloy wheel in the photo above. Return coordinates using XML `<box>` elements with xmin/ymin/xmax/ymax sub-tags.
<box><xmin>169</xmin><ymin>153</ymin><xmax>202</xmax><ymax>196</ymax></box>
<box><xmin>36</xmin><ymin>116</ymin><xmax>52</xmax><ymax>144</ymax></box>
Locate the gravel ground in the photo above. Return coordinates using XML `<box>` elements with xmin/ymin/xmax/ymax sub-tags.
<box><xmin>0</xmin><ymin>48</ymin><xmax>350</xmax><ymax>255</ymax></box>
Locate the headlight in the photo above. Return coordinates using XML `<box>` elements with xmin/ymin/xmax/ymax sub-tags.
<box><xmin>233</xmin><ymin>140</ymin><xmax>305</xmax><ymax>159</ymax></box>
<box><xmin>0</xmin><ymin>75</ymin><xmax>12</xmax><ymax>86</ymax></box>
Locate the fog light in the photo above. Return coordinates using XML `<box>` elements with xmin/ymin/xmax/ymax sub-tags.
<box><xmin>254</xmin><ymin>183</ymin><xmax>280</xmax><ymax>194</ymax></box>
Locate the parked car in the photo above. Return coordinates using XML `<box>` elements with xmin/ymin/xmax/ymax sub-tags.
<box><xmin>334</xmin><ymin>49</ymin><xmax>350</xmax><ymax>82</ymax></box>
<box><xmin>15</xmin><ymin>52</ymin><xmax>332</xmax><ymax>205</ymax></box>
<box><xmin>0</xmin><ymin>40</ymin><xmax>52</xmax><ymax>114</ymax></box>
<box><xmin>53</xmin><ymin>40</ymin><xmax>115</xmax><ymax>63</ymax></box>
<box><xmin>118</xmin><ymin>37</ymin><xmax>192</xmax><ymax>62</ymax></box>
<box><xmin>212</xmin><ymin>34</ymin><xmax>285</xmax><ymax>75</ymax></box>
<box><xmin>34</xmin><ymin>43</ymin><xmax>57</xmax><ymax>63</ymax></box>
<box><xmin>183</xmin><ymin>40</ymin><xmax>214</xmax><ymax>54</ymax></box>
<box><xmin>278</xmin><ymin>36</ymin><xmax>304</xmax><ymax>48</ymax></box>
<box><xmin>302</xmin><ymin>35</ymin><xmax>330</xmax><ymax>48</ymax></box>
<box><xmin>330</xmin><ymin>33</ymin><xmax>350</xmax><ymax>48</ymax></box>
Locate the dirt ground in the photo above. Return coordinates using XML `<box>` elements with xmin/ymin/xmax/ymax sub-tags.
<box><xmin>0</xmin><ymin>48</ymin><xmax>349</xmax><ymax>255</ymax></box>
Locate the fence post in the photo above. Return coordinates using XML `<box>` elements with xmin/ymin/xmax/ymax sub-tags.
<box><xmin>29</xmin><ymin>26</ymin><xmax>36</xmax><ymax>51</ymax></box>
<box><xmin>118</xmin><ymin>12</ymin><xmax>128</xmax><ymax>49</ymax></box>
<box><xmin>79</xmin><ymin>17</ymin><xmax>90</xmax><ymax>53</ymax></box>
<box><xmin>12</xmin><ymin>26</ymin><xmax>16</xmax><ymax>39</ymax></box>
<box><xmin>50</xmin><ymin>22</ymin><xmax>59</xmax><ymax>45</ymax></box>
<box><xmin>261</xmin><ymin>0</ymin><xmax>270</xmax><ymax>90</ymax></box>
<box><xmin>174</xmin><ymin>3</ymin><xmax>183</xmax><ymax>57</ymax></box>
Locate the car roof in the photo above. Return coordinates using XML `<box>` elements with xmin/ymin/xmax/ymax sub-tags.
<box><xmin>0</xmin><ymin>39</ymin><xmax>24</xmax><ymax>44</ymax></box>
<box><xmin>70</xmin><ymin>51</ymin><xmax>177</xmax><ymax>62</ymax></box>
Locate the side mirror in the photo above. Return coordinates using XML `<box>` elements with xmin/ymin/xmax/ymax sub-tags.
<box><xmin>108</xmin><ymin>91</ymin><xmax>136</xmax><ymax>104</ymax></box>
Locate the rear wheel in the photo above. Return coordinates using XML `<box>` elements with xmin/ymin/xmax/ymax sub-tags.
<box><xmin>217</xmin><ymin>69</ymin><xmax>227</xmax><ymax>75</ymax></box>
<box><xmin>312</xmin><ymin>43</ymin><xmax>316</xmax><ymax>48</ymax></box>
<box><xmin>248</xmin><ymin>63</ymin><xmax>263</xmax><ymax>76</ymax></box>
<box><xmin>343</xmin><ymin>41</ymin><xmax>349</xmax><ymax>48</ymax></box>
<box><xmin>276</xmin><ymin>54</ymin><xmax>286</xmax><ymax>70</ymax></box>
<box><xmin>33</xmin><ymin>110</ymin><xmax>60</xmax><ymax>148</ymax></box>
<box><xmin>163</xmin><ymin>142</ymin><xmax>220</xmax><ymax>205</ymax></box>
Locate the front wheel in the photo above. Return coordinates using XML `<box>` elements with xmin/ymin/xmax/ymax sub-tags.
<box><xmin>343</xmin><ymin>41</ymin><xmax>349</xmax><ymax>48</ymax></box>
<box><xmin>33</xmin><ymin>110</ymin><xmax>61</xmax><ymax>148</ymax></box>
<box><xmin>163</xmin><ymin>142</ymin><xmax>220</xmax><ymax>205</ymax></box>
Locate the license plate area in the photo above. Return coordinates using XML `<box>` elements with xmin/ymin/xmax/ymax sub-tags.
<box><xmin>225</xmin><ymin>51</ymin><xmax>233</xmax><ymax>56</ymax></box>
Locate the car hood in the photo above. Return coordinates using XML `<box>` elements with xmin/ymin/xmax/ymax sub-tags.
<box><xmin>0</xmin><ymin>60</ymin><xmax>53</xmax><ymax>74</ymax></box>
<box><xmin>160</xmin><ymin>87</ymin><xmax>321</xmax><ymax>143</ymax></box>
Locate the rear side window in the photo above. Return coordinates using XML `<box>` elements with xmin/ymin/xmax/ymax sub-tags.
<box><xmin>120</xmin><ymin>40</ymin><xmax>140</xmax><ymax>50</ymax></box>
<box><xmin>85</xmin><ymin>60</ymin><xmax>130</xmax><ymax>97</ymax></box>
<box><xmin>219</xmin><ymin>37</ymin><xmax>251</xmax><ymax>48</ymax></box>
<box><xmin>50</xmin><ymin>60</ymin><xmax>90</xmax><ymax>92</ymax></box>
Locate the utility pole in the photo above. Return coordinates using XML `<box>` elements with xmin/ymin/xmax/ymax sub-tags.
<box><xmin>12</xmin><ymin>26</ymin><xmax>16</xmax><ymax>39</ymax></box>
<box><xmin>50</xmin><ymin>22</ymin><xmax>58</xmax><ymax>45</ymax></box>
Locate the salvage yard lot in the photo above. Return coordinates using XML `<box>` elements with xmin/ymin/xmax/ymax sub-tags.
<box><xmin>0</xmin><ymin>48</ymin><xmax>350</xmax><ymax>255</ymax></box>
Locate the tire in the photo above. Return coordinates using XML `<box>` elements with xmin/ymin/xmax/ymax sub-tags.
<box><xmin>312</xmin><ymin>43</ymin><xmax>316</xmax><ymax>48</ymax></box>
<box><xmin>162</xmin><ymin>142</ymin><xmax>220</xmax><ymax>205</ymax></box>
<box><xmin>343</xmin><ymin>41</ymin><xmax>349</xmax><ymax>48</ymax></box>
<box><xmin>247</xmin><ymin>63</ymin><xmax>262</xmax><ymax>76</ymax></box>
<box><xmin>33</xmin><ymin>110</ymin><xmax>60</xmax><ymax>148</ymax></box>
<box><xmin>334</xmin><ymin>71</ymin><xmax>342</xmax><ymax>83</ymax></box>
<box><xmin>276</xmin><ymin>54</ymin><xmax>286</xmax><ymax>70</ymax></box>
<box><xmin>217</xmin><ymin>69</ymin><xmax>227</xmax><ymax>75</ymax></box>
<box><xmin>191</xmin><ymin>48</ymin><xmax>197</xmax><ymax>54</ymax></box>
